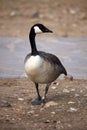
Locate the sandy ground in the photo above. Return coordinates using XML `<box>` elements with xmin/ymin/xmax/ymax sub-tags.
<box><xmin>0</xmin><ymin>0</ymin><xmax>87</xmax><ymax>130</ymax></box>
<box><xmin>0</xmin><ymin>0</ymin><xmax>87</xmax><ymax>37</ymax></box>
<box><xmin>0</xmin><ymin>78</ymin><xmax>87</xmax><ymax>130</ymax></box>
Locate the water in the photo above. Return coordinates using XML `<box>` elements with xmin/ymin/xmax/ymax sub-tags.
<box><xmin>0</xmin><ymin>37</ymin><xmax>87</xmax><ymax>79</ymax></box>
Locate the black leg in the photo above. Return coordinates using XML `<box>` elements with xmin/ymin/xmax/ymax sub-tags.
<box><xmin>42</xmin><ymin>83</ymin><xmax>51</xmax><ymax>101</ymax></box>
<box><xmin>35</xmin><ymin>83</ymin><xmax>41</xmax><ymax>100</ymax></box>
<box><xmin>31</xmin><ymin>83</ymin><xmax>42</xmax><ymax>105</ymax></box>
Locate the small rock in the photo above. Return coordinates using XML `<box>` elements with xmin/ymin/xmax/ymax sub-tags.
<box><xmin>56</xmin><ymin>82</ymin><xmax>60</xmax><ymax>86</ymax></box>
<box><xmin>34</xmin><ymin>114</ymin><xmax>39</xmax><ymax>117</ymax></box>
<box><xmin>53</xmin><ymin>120</ymin><xmax>57</xmax><ymax>124</ymax></box>
<box><xmin>6</xmin><ymin>118</ymin><xmax>10</xmax><ymax>122</ymax></box>
<box><xmin>12</xmin><ymin>118</ymin><xmax>15</xmax><ymax>121</ymax></box>
<box><xmin>44</xmin><ymin>120</ymin><xmax>50</xmax><ymax>123</ymax></box>
<box><xmin>67</xmin><ymin>124</ymin><xmax>72</xmax><ymax>128</ymax></box>
<box><xmin>68</xmin><ymin>101</ymin><xmax>75</xmax><ymax>104</ymax></box>
<box><xmin>80</xmin><ymin>90</ymin><xmax>83</xmax><ymax>93</ymax></box>
<box><xmin>70</xmin><ymin>9</ymin><xmax>76</xmax><ymax>14</ymax></box>
<box><xmin>51</xmin><ymin>86</ymin><xmax>57</xmax><ymax>90</ymax></box>
<box><xmin>40</xmin><ymin>107</ymin><xmax>44</xmax><ymax>111</ymax></box>
<box><xmin>57</xmin><ymin>120</ymin><xmax>61</xmax><ymax>124</ymax></box>
<box><xmin>18</xmin><ymin>98</ymin><xmax>24</xmax><ymax>101</ymax></box>
<box><xmin>45</xmin><ymin>101</ymin><xmax>58</xmax><ymax>108</ymax></box>
<box><xmin>10</xmin><ymin>11</ymin><xmax>17</xmax><ymax>17</ymax></box>
<box><xmin>53</xmin><ymin>82</ymin><xmax>57</xmax><ymax>85</ymax></box>
<box><xmin>75</xmin><ymin>93</ymin><xmax>80</xmax><ymax>97</ymax></box>
<box><xmin>67</xmin><ymin>107</ymin><xmax>78</xmax><ymax>112</ymax></box>
<box><xmin>69</xmin><ymin>7</ymin><xmax>80</xmax><ymax>14</ymax></box>
<box><xmin>51</xmin><ymin>111</ymin><xmax>56</xmax><ymax>114</ymax></box>
<box><xmin>18</xmin><ymin>118</ymin><xmax>21</xmax><ymax>121</ymax></box>
<box><xmin>71</xmin><ymin>88</ymin><xmax>75</xmax><ymax>92</ymax></box>
<box><xmin>63</xmin><ymin>88</ymin><xmax>70</xmax><ymax>93</ymax></box>
<box><xmin>53</xmin><ymin>82</ymin><xmax>59</xmax><ymax>86</ymax></box>
<box><xmin>31</xmin><ymin>12</ymin><xmax>40</xmax><ymax>18</ymax></box>
<box><xmin>0</xmin><ymin>100</ymin><xmax>12</xmax><ymax>107</ymax></box>
<box><xmin>27</xmin><ymin>110</ymin><xmax>34</xmax><ymax>115</ymax></box>
<box><xmin>56</xmin><ymin>120</ymin><xmax>64</xmax><ymax>129</ymax></box>
<box><xmin>7</xmin><ymin>96</ymin><xmax>16</xmax><ymax>99</ymax></box>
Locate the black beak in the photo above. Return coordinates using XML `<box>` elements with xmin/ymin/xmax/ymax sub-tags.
<box><xmin>44</xmin><ymin>28</ymin><xmax>53</xmax><ymax>33</ymax></box>
<box><xmin>48</xmin><ymin>29</ymin><xmax>53</xmax><ymax>33</ymax></box>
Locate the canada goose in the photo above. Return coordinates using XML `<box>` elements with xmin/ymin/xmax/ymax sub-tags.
<box><xmin>24</xmin><ymin>23</ymin><xmax>67</xmax><ymax>105</ymax></box>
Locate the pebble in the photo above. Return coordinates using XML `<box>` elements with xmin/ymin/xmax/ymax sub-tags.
<box><xmin>12</xmin><ymin>118</ymin><xmax>15</xmax><ymax>121</ymax></box>
<box><xmin>10</xmin><ymin>11</ymin><xmax>17</xmax><ymax>17</ymax></box>
<box><xmin>68</xmin><ymin>101</ymin><xmax>75</xmax><ymax>104</ymax></box>
<box><xmin>0</xmin><ymin>100</ymin><xmax>12</xmax><ymax>107</ymax></box>
<box><xmin>51</xmin><ymin>111</ymin><xmax>56</xmax><ymax>115</ymax></box>
<box><xmin>18</xmin><ymin>98</ymin><xmax>24</xmax><ymax>101</ymax></box>
<box><xmin>45</xmin><ymin>101</ymin><xmax>58</xmax><ymax>108</ymax></box>
<box><xmin>56</xmin><ymin>121</ymin><xmax>64</xmax><ymax>129</ymax></box>
<box><xmin>56</xmin><ymin>82</ymin><xmax>60</xmax><ymax>86</ymax></box>
<box><xmin>74</xmin><ymin>93</ymin><xmax>80</xmax><ymax>97</ymax></box>
<box><xmin>34</xmin><ymin>114</ymin><xmax>39</xmax><ymax>117</ymax></box>
<box><xmin>27</xmin><ymin>110</ymin><xmax>35</xmax><ymax>115</ymax></box>
<box><xmin>44</xmin><ymin>120</ymin><xmax>50</xmax><ymax>123</ymax></box>
<box><xmin>51</xmin><ymin>86</ymin><xmax>57</xmax><ymax>90</ymax></box>
<box><xmin>67</xmin><ymin>124</ymin><xmax>72</xmax><ymax>128</ymax></box>
<box><xmin>63</xmin><ymin>88</ymin><xmax>70</xmax><ymax>93</ymax></box>
<box><xmin>70</xmin><ymin>9</ymin><xmax>76</xmax><ymax>14</ymax></box>
<box><xmin>7</xmin><ymin>96</ymin><xmax>16</xmax><ymax>99</ymax></box>
<box><xmin>80</xmin><ymin>90</ymin><xmax>83</xmax><ymax>93</ymax></box>
<box><xmin>31</xmin><ymin>12</ymin><xmax>40</xmax><ymax>18</ymax></box>
<box><xmin>53</xmin><ymin>82</ymin><xmax>59</xmax><ymax>86</ymax></box>
<box><xmin>69</xmin><ymin>7</ymin><xmax>80</xmax><ymax>14</ymax></box>
<box><xmin>67</xmin><ymin>107</ymin><xmax>78</xmax><ymax>112</ymax></box>
<box><xmin>71</xmin><ymin>88</ymin><xmax>75</xmax><ymax>92</ymax></box>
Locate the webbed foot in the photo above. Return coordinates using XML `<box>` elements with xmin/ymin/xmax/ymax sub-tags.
<box><xmin>31</xmin><ymin>98</ymin><xmax>44</xmax><ymax>105</ymax></box>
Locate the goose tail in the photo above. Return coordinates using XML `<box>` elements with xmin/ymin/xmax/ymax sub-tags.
<box><xmin>63</xmin><ymin>66</ymin><xmax>67</xmax><ymax>76</ymax></box>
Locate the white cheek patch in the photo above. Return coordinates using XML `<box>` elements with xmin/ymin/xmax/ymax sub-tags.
<box><xmin>34</xmin><ymin>26</ymin><xmax>42</xmax><ymax>34</ymax></box>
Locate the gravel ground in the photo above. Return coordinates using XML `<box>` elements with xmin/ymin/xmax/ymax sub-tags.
<box><xmin>0</xmin><ymin>78</ymin><xmax>87</xmax><ymax>130</ymax></box>
<box><xmin>0</xmin><ymin>0</ymin><xmax>87</xmax><ymax>130</ymax></box>
<box><xmin>0</xmin><ymin>0</ymin><xmax>87</xmax><ymax>37</ymax></box>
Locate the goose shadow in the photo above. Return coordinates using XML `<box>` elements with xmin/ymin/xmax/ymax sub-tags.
<box><xmin>46</xmin><ymin>92</ymin><xmax>76</xmax><ymax>103</ymax></box>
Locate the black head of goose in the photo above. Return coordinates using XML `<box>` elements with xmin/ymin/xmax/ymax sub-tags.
<box><xmin>24</xmin><ymin>23</ymin><xmax>67</xmax><ymax>105</ymax></box>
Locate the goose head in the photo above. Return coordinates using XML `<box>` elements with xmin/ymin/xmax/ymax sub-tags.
<box><xmin>30</xmin><ymin>23</ymin><xmax>53</xmax><ymax>35</ymax></box>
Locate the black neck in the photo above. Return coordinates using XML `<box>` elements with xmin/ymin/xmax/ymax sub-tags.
<box><xmin>29</xmin><ymin>29</ymin><xmax>38</xmax><ymax>55</ymax></box>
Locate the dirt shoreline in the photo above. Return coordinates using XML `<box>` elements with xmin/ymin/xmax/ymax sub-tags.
<box><xmin>0</xmin><ymin>0</ymin><xmax>87</xmax><ymax>37</ymax></box>
<box><xmin>0</xmin><ymin>0</ymin><xmax>87</xmax><ymax>129</ymax></box>
<box><xmin>0</xmin><ymin>78</ymin><xmax>87</xmax><ymax>130</ymax></box>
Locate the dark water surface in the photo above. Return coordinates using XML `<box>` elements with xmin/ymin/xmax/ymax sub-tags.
<box><xmin>0</xmin><ymin>37</ymin><xmax>87</xmax><ymax>79</ymax></box>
